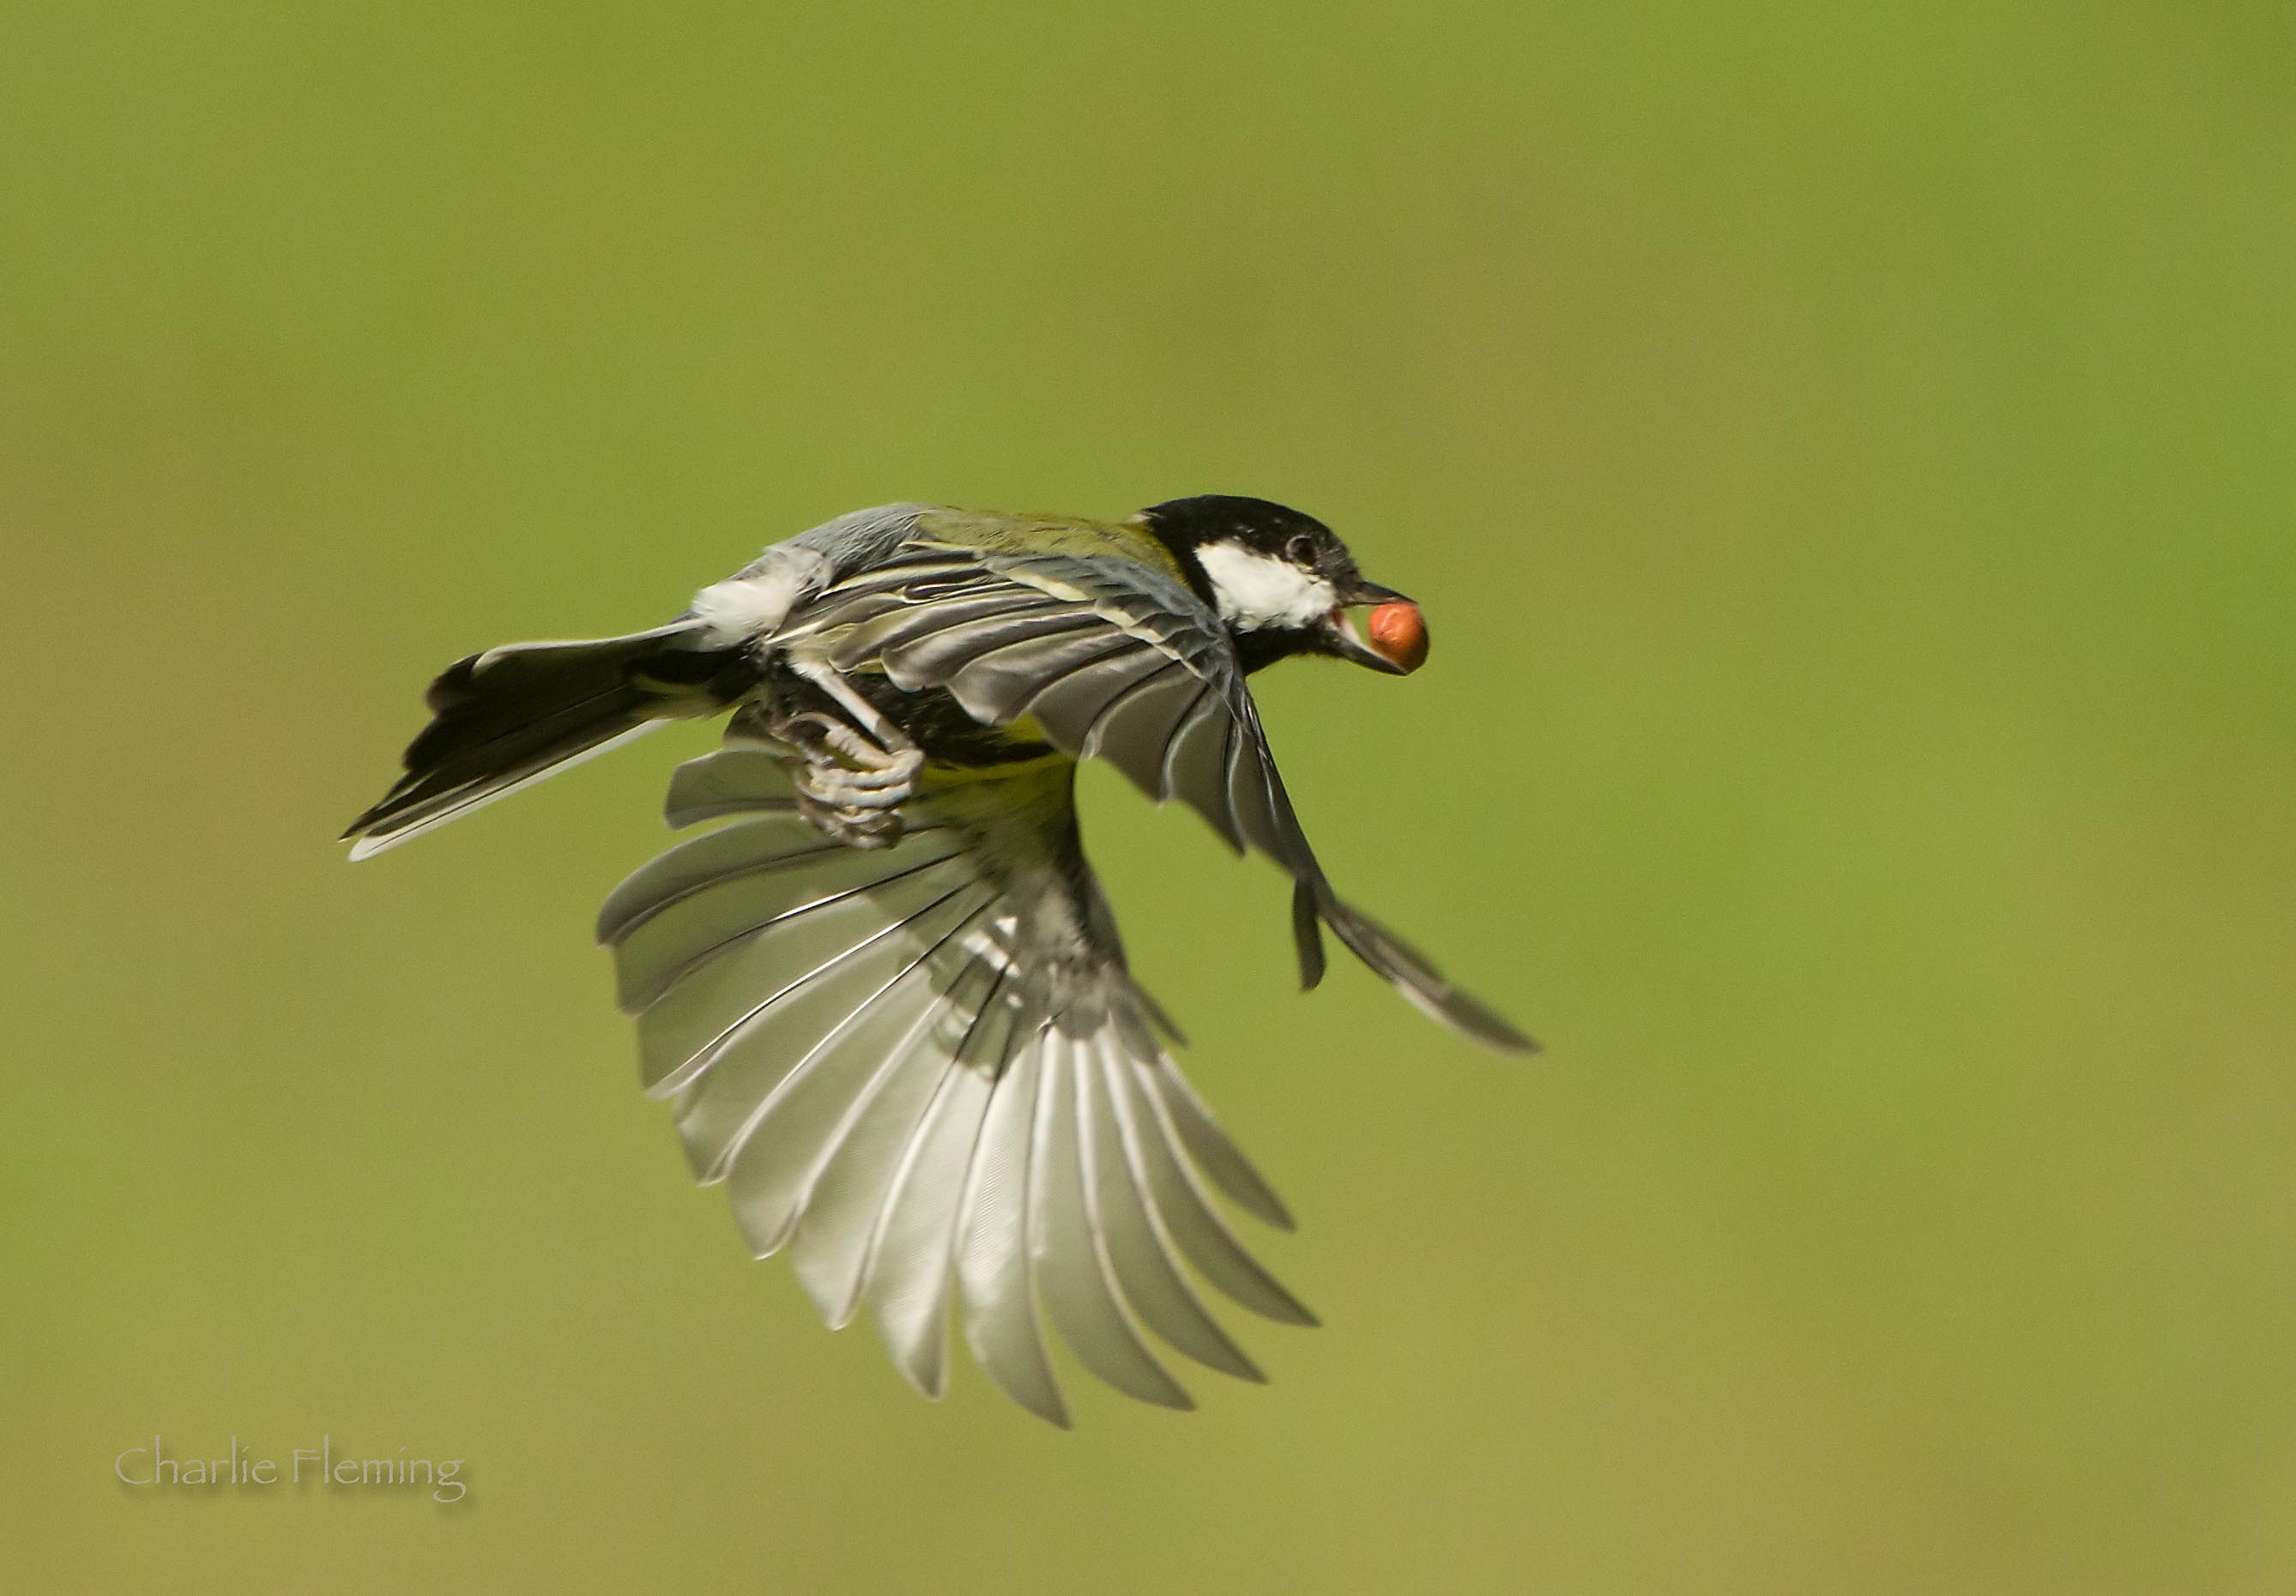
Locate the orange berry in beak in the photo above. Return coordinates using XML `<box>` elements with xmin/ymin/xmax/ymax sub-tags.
<box><xmin>1367</xmin><ymin>601</ymin><xmax>1429</xmax><ymax>674</ymax></box>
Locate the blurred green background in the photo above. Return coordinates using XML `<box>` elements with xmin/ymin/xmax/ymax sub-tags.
<box><xmin>3</xmin><ymin>1</ymin><xmax>2292</xmax><ymax>1591</ymax></box>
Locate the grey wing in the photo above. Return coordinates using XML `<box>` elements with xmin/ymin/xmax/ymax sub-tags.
<box><xmin>782</xmin><ymin>546</ymin><xmax>1536</xmax><ymax>1054</ymax></box>
<box><xmin>598</xmin><ymin>727</ymin><xmax>1314</xmax><ymax>1424</ymax></box>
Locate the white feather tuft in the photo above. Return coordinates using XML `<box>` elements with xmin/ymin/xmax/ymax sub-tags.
<box><xmin>691</xmin><ymin>546</ymin><xmax>834</xmax><ymax>645</ymax></box>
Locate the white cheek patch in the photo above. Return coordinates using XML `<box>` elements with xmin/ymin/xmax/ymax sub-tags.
<box><xmin>1196</xmin><ymin>541</ymin><xmax>1338</xmax><ymax>631</ymax></box>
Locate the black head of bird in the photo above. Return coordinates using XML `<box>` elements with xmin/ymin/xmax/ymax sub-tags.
<box><xmin>1132</xmin><ymin>494</ymin><xmax>1424</xmax><ymax>676</ymax></box>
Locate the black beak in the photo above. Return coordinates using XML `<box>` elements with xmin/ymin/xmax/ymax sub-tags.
<box><xmin>1338</xmin><ymin>576</ymin><xmax>1411</xmax><ymax>607</ymax></box>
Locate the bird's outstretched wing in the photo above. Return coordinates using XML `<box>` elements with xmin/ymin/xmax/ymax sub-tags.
<box><xmin>598</xmin><ymin>730</ymin><xmax>1314</xmax><ymax>1424</ymax></box>
<box><xmin>780</xmin><ymin>543</ymin><xmax>1535</xmax><ymax>1053</ymax></box>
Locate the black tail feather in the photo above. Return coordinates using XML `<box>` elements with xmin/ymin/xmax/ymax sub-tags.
<box><xmin>345</xmin><ymin>625</ymin><xmax>758</xmax><ymax>858</ymax></box>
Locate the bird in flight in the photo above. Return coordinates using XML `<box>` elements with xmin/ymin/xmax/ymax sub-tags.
<box><xmin>347</xmin><ymin>496</ymin><xmax>1532</xmax><ymax>1424</ymax></box>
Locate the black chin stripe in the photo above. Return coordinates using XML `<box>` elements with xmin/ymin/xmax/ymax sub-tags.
<box><xmin>1230</xmin><ymin>626</ymin><xmax>1319</xmax><ymax>675</ymax></box>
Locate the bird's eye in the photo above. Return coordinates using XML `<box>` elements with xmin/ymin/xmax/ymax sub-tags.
<box><xmin>1284</xmin><ymin>533</ymin><xmax>1317</xmax><ymax>565</ymax></box>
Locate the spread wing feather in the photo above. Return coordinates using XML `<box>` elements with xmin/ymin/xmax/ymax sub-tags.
<box><xmin>600</xmin><ymin>733</ymin><xmax>1310</xmax><ymax>1424</ymax></box>
<box><xmin>783</xmin><ymin>547</ymin><xmax>1536</xmax><ymax>1053</ymax></box>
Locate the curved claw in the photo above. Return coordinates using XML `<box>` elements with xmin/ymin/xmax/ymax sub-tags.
<box><xmin>764</xmin><ymin>686</ymin><xmax>925</xmax><ymax>849</ymax></box>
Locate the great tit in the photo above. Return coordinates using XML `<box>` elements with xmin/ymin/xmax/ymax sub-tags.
<box><xmin>347</xmin><ymin>495</ymin><xmax>1533</xmax><ymax>1424</ymax></box>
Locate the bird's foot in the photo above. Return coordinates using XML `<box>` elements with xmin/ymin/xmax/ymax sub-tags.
<box><xmin>767</xmin><ymin>705</ymin><xmax>924</xmax><ymax>850</ymax></box>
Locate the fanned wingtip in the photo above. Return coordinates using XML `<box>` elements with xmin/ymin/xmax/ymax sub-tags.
<box><xmin>1482</xmin><ymin>1021</ymin><xmax>1543</xmax><ymax>1057</ymax></box>
<box><xmin>1312</xmin><ymin>886</ymin><xmax>1540</xmax><ymax>1056</ymax></box>
<box><xmin>999</xmin><ymin>1378</ymin><xmax>1073</xmax><ymax>1431</ymax></box>
<box><xmin>1291</xmin><ymin>880</ymin><xmax>1327</xmax><ymax>991</ymax></box>
<box><xmin>1444</xmin><ymin>992</ymin><xmax>1543</xmax><ymax>1056</ymax></box>
<box><xmin>887</xmin><ymin>1339</ymin><xmax>954</xmax><ymax>1402</ymax></box>
<box><xmin>1400</xmin><ymin>983</ymin><xmax>1542</xmax><ymax>1057</ymax></box>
